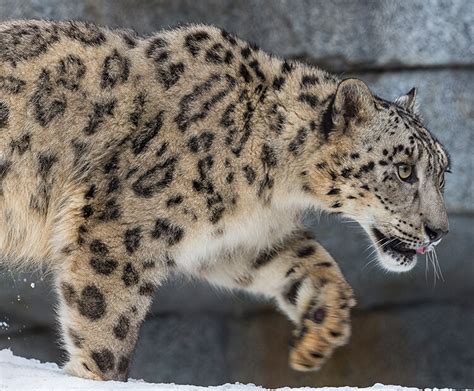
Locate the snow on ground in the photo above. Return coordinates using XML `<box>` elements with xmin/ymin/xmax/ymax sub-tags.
<box><xmin>0</xmin><ymin>349</ymin><xmax>421</xmax><ymax>391</ymax></box>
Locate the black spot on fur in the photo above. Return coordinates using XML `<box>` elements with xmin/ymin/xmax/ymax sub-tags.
<box><xmin>61</xmin><ymin>282</ymin><xmax>76</xmax><ymax>306</ymax></box>
<box><xmin>157</xmin><ymin>62</ymin><xmax>185</xmax><ymax>90</ymax></box>
<box><xmin>38</xmin><ymin>153</ymin><xmax>57</xmax><ymax>177</ymax></box>
<box><xmin>146</xmin><ymin>37</ymin><xmax>168</xmax><ymax>62</ymax></box>
<box><xmin>358</xmin><ymin>161</ymin><xmax>375</xmax><ymax>175</ymax></box>
<box><xmin>62</xmin><ymin>21</ymin><xmax>106</xmax><ymax>46</ymax></box>
<box><xmin>0</xmin><ymin>22</ymin><xmax>60</xmax><ymax>66</ymax></box>
<box><xmin>132</xmin><ymin>157</ymin><xmax>177</xmax><ymax>198</ymax></box>
<box><xmin>184</xmin><ymin>31</ymin><xmax>210</xmax><ymax>56</ymax></box>
<box><xmin>84</xmin><ymin>185</ymin><xmax>96</xmax><ymax>200</ymax></box>
<box><xmin>122</xmin><ymin>263</ymin><xmax>140</xmax><ymax>287</ymax></box>
<box><xmin>131</xmin><ymin>111</ymin><xmax>164</xmax><ymax>155</ymax></box>
<box><xmin>310</xmin><ymin>351</ymin><xmax>324</xmax><ymax>359</ymax></box>
<box><xmin>341</xmin><ymin>167</ymin><xmax>352</xmax><ymax>178</ymax></box>
<box><xmin>166</xmin><ymin>195</ymin><xmax>183</xmax><ymax>207</ymax></box>
<box><xmin>260</xmin><ymin>144</ymin><xmax>278</xmax><ymax>167</ymax></box>
<box><xmin>0</xmin><ymin>104</ymin><xmax>14</xmax><ymax>140</ymax></box>
<box><xmin>187</xmin><ymin>132</ymin><xmax>215</xmax><ymax>153</ymax></box>
<box><xmin>288</xmin><ymin>127</ymin><xmax>308</xmax><ymax>156</ymax></box>
<box><xmin>31</xmin><ymin>69</ymin><xmax>66</xmax><ymax>127</ymax></box>
<box><xmin>90</xmin><ymin>240</ymin><xmax>109</xmax><ymax>256</ymax></box>
<box><xmin>77</xmin><ymin>224</ymin><xmax>87</xmax><ymax>245</ymax></box>
<box><xmin>0</xmin><ymin>76</ymin><xmax>26</xmax><ymax>94</ymax></box>
<box><xmin>98</xmin><ymin>198</ymin><xmax>121</xmax><ymax>221</ymax></box>
<box><xmin>91</xmin><ymin>349</ymin><xmax>115</xmax><ymax>373</ymax></box>
<box><xmin>165</xmin><ymin>254</ymin><xmax>176</xmax><ymax>267</ymax></box>
<box><xmin>55</xmin><ymin>54</ymin><xmax>86</xmax><ymax>90</ymax></box>
<box><xmin>209</xmin><ymin>206</ymin><xmax>225</xmax><ymax>224</ymax></box>
<box><xmin>101</xmin><ymin>49</ymin><xmax>130</xmax><ymax>89</ymax></box>
<box><xmin>272</xmin><ymin>76</ymin><xmax>285</xmax><ymax>90</ymax></box>
<box><xmin>82</xmin><ymin>204</ymin><xmax>93</xmax><ymax>218</ymax></box>
<box><xmin>281</xmin><ymin>61</ymin><xmax>294</xmax><ymax>74</ymax></box>
<box><xmin>226</xmin><ymin>172</ymin><xmax>234</xmax><ymax>184</ymax></box>
<box><xmin>320</xmin><ymin>95</ymin><xmax>335</xmax><ymax>139</ymax></box>
<box><xmin>317</xmin><ymin>262</ymin><xmax>333</xmax><ymax>267</ymax></box>
<box><xmin>78</xmin><ymin>285</ymin><xmax>106</xmax><ymax>320</ymax></box>
<box><xmin>90</xmin><ymin>258</ymin><xmax>118</xmax><ymax>275</ymax></box>
<box><xmin>83</xmin><ymin>99</ymin><xmax>116</xmax><ymax>135</ymax></box>
<box><xmin>129</xmin><ymin>92</ymin><xmax>147</xmax><ymax>127</ymax></box>
<box><xmin>192</xmin><ymin>155</ymin><xmax>214</xmax><ymax>193</ymax></box>
<box><xmin>107</xmin><ymin>177</ymin><xmax>120</xmax><ymax>194</ymax></box>
<box><xmin>117</xmin><ymin>356</ymin><xmax>129</xmax><ymax>374</ymax></box>
<box><xmin>222</xmin><ymin>99</ymin><xmax>254</xmax><ymax>156</ymax></box>
<box><xmin>327</xmin><ymin>188</ymin><xmax>340</xmax><ymax>195</ymax></box>
<box><xmin>298</xmin><ymin>93</ymin><xmax>318</xmax><ymax>108</ymax></box>
<box><xmin>241</xmin><ymin>47</ymin><xmax>251</xmax><ymax>58</ymax></box>
<box><xmin>121</xmin><ymin>30</ymin><xmax>138</xmax><ymax>48</ymax></box>
<box><xmin>254</xmin><ymin>247</ymin><xmax>279</xmax><ymax>268</ymax></box>
<box><xmin>242</xmin><ymin>165</ymin><xmax>256</xmax><ymax>185</ymax></box>
<box><xmin>239</xmin><ymin>63</ymin><xmax>253</xmax><ymax>83</ymax></box>
<box><xmin>175</xmin><ymin>74</ymin><xmax>236</xmax><ymax>132</ymax></box>
<box><xmin>104</xmin><ymin>155</ymin><xmax>119</xmax><ymax>174</ymax></box>
<box><xmin>142</xmin><ymin>260</ymin><xmax>155</xmax><ymax>269</ymax></box>
<box><xmin>350</xmin><ymin>153</ymin><xmax>360</xmax><ymax>160</ymax></box>
<box><xmin>124</xmin><ymin>227</ymin><xmax>142</xmax><ymax>255</ymax></box>
<box><xmin>113</xmin><ymin>315</ymin><xmax>130</xmax><ymax>340</ymax></box>
<box><xmin>221</xmin><ymin>29</ymin><xmax>237</xmax><ymax>45</ymax></box>
<box><xmin>10</xmin><ymin>133</ymin><xmax>30</xmax><ymax>155</ymax></box>
<box><xmin>297</xmin><ymin>245</ymin><xmax>316</xmax><ymax>258</ymax></box>
<box><xmin>301</xmin><ymin>75</ymin><xmax>319</xmax><ymax>87</ymax></box>
<box><xmin>286</xmin><ymin>280</ymin><xmax>302</xmax><ymax>305</ymax></box>
<box><xmin>248</xmin><ymin>60</ymin><xmax>266</xmax><ymax>81</ymax></box>
<box><xmin>313</xmin><ymin>308</ymin><xmax>326</xmax><ymax>324</ymax></box>
<box><xmin>139</xmin><ymin>283</ymin><xmax>156</xmax><ymax>296</ymax></box>
<box><xmin>151</xmin><ymin>218</ymin><xmax>184</xmax><ymax>246</ymax></box>
<box><xmin>206</xmin><ymin>43</ymin><xmax>234</xmax><ymax>64</ymax></box>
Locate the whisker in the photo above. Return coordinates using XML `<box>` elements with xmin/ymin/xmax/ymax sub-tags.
<box><xmin>433</xmin><ymin>248</ymin><xmax>444</xmax><ymax>282</ymax></box>
<box><xmin>424</xmin><ymin>253</ymin><xmax>429</xmax><ymax>282</ymax></box>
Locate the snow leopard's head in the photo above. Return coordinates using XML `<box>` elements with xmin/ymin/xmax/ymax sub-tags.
<box><xmin>312</xmin><ymin>79</ymin><xmax>450</xmax><ymax>272</ymax></box>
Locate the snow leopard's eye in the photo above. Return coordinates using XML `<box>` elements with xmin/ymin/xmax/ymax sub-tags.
<box><xmin>397</xmin><ymin>164</ymin><xmax>416</xmax><ymax>183</ymax></box>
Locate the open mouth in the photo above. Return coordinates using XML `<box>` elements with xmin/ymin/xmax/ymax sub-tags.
<box><xmin>371</xmin><ymin>228</ymin><xmax>417</xmax><ymax>257</ymax></box>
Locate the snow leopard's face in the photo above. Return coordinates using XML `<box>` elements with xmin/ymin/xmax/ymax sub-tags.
<box><xmin>312</xmin><ymin>79</ymin><xmax>450</xmax><ymax>272</ymax></box>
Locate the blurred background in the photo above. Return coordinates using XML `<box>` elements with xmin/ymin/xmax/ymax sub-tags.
<box><xmin>0</xmin><ymin>0</ymin><xmax>472</xmax><ymax>388</ymax></box>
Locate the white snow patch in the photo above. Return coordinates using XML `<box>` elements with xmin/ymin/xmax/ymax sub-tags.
<box><xmin>0</xmin><ymin>349</ymin><xmax>427</xmax><ymax>391</ymax></box>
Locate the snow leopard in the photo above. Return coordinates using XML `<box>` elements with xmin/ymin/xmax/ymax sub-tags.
<box><xmin>0</xmin><ymin>20</ymin><xmax>449</xmax><ymax>381</ymax></box>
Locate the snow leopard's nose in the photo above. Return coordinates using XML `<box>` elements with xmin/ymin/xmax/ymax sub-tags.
<box><xmin>424</xmin><ymin>223</ymin><xmax>448</xmax><ymax>243</ymax></box>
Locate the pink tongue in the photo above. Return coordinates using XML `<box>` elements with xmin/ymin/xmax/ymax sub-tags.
<box><xmin>416</xmin><ymin>246</ymin><xmax>427</xmax><ymax>254</ymax></box>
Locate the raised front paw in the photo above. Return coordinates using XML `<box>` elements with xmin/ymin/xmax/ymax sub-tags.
<box><xmin>288</xmin><ymin>279</ymin><xmax>356</xmax><ymax>371</ymax></box>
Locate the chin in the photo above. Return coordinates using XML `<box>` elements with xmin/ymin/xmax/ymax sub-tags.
<box><xmin>369</xmin><ymin>227</ymin><xmax>418</xmax><ymax>273</ymax></box>
<box><xmin>376</xmin><ymin>251</ymin><xmax>417</xmax><ymax>272</ymax></box>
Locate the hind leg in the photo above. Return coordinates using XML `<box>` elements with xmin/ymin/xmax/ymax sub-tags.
<box><xmin>56</xmin><ymin>228</ymin><xmax>167</xmax><ymax>381</ymax></box>
<box><xmin>202</xmin><ymin>230</ymin><xmax>356</xmax><ymax>371</ymax></box>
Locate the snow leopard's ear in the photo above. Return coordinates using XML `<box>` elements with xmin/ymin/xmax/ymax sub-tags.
<box><xmin>329</xmin><ymin>78</ymin><xmax>375</xmax><ymax>134</ymax></box>
<box><xmin>395</xmin><ymin>87</ymin><xmax>419</xmax><ymax>114</ymax></box>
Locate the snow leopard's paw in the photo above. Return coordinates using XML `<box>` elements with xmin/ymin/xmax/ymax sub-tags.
<box><xmin>288</xmin><ymin>278</ymin><xmax>356</xmax><ymax>371</ymax></box>
<box><xmin>63</xmin><ymin>356</ymin><xmax>106</xmax><ymax>381</ymax></box>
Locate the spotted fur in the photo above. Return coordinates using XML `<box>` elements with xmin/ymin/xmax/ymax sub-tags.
<box><xmin>0</xmin><ymin>21</ymin><xmax>449</xmax><ymax>381</ymax></box>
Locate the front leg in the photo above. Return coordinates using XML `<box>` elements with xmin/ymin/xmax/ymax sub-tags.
<box><xmin>284</xmin><ymin>248</ymin><xmax>356</xmax><ymax>371</ymax></box>
<box><xmin>202</xmin><ymin>231</ymin><xmax>356</xmax><ymax>372</ymax></box>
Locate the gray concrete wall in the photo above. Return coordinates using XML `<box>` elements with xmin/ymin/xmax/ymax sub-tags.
<box><xmin>0</xmin><ymin>0</ymin><xmax>473</xmax><ymax>388</ymax></box>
